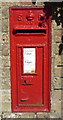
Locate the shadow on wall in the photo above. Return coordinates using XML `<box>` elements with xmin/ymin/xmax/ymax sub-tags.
<box><xmin>44</xmin><ymin>3</ymin><xmax>63</xmax><ymax>74</ymax></box>
<box><xmin>44</xmin><ymin>1</ymin><xmax>63</xmax><ymax>118</ymax></box>
<box><xmin>44</xmin><ymin>2</ymin><xmax>63</xmax><ymax>54</ymax></box>
<box><xmin>44</xmin><ymin>2</ymin><xmax>63</xmax><ymax>26</ymax></box>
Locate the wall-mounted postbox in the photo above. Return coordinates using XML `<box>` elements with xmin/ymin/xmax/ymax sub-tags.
<box><xmin>10</xmin><ymin>7</ymin><xmax>51</xmax><ymax>112</ymax></box>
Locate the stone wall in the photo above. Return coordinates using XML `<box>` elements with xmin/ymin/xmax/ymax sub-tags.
<box><xmin>0</xmin><ymin>1</ymin><xmax>63</xmax><ymax>119</ymax></box>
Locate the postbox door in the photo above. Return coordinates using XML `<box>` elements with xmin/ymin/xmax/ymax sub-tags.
<box><xmin>17</xmin><ymin>46</ymin><xmax>44</xmax><ymax>105</ymax></box>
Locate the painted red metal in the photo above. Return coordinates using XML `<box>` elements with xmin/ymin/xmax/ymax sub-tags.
<box><xmin>10</xmin><ymin>7</ymin><xmax>51</xmax><ymax>112</ymax></box>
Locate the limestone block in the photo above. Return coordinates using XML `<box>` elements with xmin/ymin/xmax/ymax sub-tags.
<box><xmin>2</xmin><ymin>67</ymin><xmax>10</xmax><ymax>78</ymax></box>
<box><xmin>1</xmin><ymin>94</ymin><xmax>11</xmax><ymax>102</ymax></box>
<box><xmin>0</xmin><ymin>8</ymin><xmax>2</xmax><ymax>20</ymax></box>
<box><xmin>0</xmin><ymin>69</ymin><xmax>2</xmax><ymax>77</ymax></box>
<box><xmin>37</xmin><ymin>113</ymin><xmax>50</xmax><ymax>118</ymax></box>
<box><xmin>2</xmin><ymin>7</ymin><xmax>9</xmax><ymax>19</ymax></box>
<box><xmin>54</xmin><ymin>29</ymin><xmax>62</xmax><ymax>43</ymax></box>
<box><xmin>2</xmin><ymin>19</ymin><xmax>9</xmax><ymax>32</ymax></box>
<box><xmin>21</xmin><ymin>113</ymin><xmax>36</xmax><ymax>118</ymax></box>
<box><xmin>2</xmin><ymin>43</ymin><xmax>10</xmax><ymax>56</ymax></box>
<box><xmin>0</xmin><ymin>56</ymin><xmax>2</xmax><ymax>68</ymax></box>
<box><xmin>0</xmin><ymin>89</ymin><xmax>11</xmax><ymax>95</ymax></box>
<box><xmin>36</xmin><ymin>2</ymin><xmax>44</xmax><ymax>6</ymax></box>
<box><xmin>54</xmin><ymin>67</ymin><xmax>63</xmax><ymax>77</ymax></box>
<box><xmin>2</xmin><ymin>33</ymin><xmax>9</xmax><ymax>44</ymax></box>
<box><xmin>54</xmin><ymin>55</ymin><xmax>63</xmax><ymax>66</ymax></box>
<box><xmin>53</xmin><ymin>77</ymin><xmax>62</xmax><ymax>89</ymax></box>
<box><xmin>51</xmin><ymin>90</ymin><xmax>61</xmax><ymax>117</ymax></box>
<box><xmin>2</xmin><ymin>112</ymin><xmax>36</xmax><ymax>118</ymax></box>
<box><xmin>0</xmin><ymin>2</ymin><xmax>2</xmax><ymax>7</ymax></box>
<box><xmin>0</xmin><ymin>78</ymin><xmax>10</xmax><ymax>89</ymax></box>
<box><xmin>0</xmin><ymin>112</ymin><xmax>2</xmax><ymax>120</ymax></box>
<box><xmin>0</xmin><ymin>102</ymin><xmax>2</xmax><ymax>112</ymax></box>
<box><xmin>50</xmin><ymin>111</ymin><xmax>61</xmax><ymax>118</ymax></box>
<box><xmin>0</xmin><ymin>44</ymin><xmax>2</xmax><ymax>51</ymax></box>
<box><xmin>2</xmin><ymin>2</ymin><xmax>33</xmax><ymax>7</ymax></box>
<box><xmin>61</xmin><ymin>90</ymin><xmax>63</xmax><ymax>99</ymax></box>
<box><xmin>1</xmin><ymin>112</ymin><xmax>22</xmax><ymax>118</ymax></box>
<box><xmin>2</xmin><ymin>102</ymin><xmax>11</xmax><ymax>112</ymax></box>
<box><xmin>51</xmin><ymin>101</ymin><xmax>61</xmax><ymax>114</ymax></box>
<box><xmin>2</xmin><ymin>56</ymin><xmax>10</xmax><ymax>67</ymax></box>
<box><xmin>0</xmin><ymin>19</ymin><xmax>2</xmax><ymax>32</ymax></box>
<box><xmin>53</xmin><ymin>43</ymin><xmax>60</xmax><ymax>55</ymax></box>
<box><xmin>0</xmin><ymin>51</ymin><xmax>2</xmax><ymax>56</ymax></box>
<box><xmin>0</xmin><ymin>90</ymin><xmax>11</xmax><ymax>112</ymax></box>
<box><xmin>51</xmin><ymin>90</ymin><xmax>61</xmax><ymax>104</ymax></box>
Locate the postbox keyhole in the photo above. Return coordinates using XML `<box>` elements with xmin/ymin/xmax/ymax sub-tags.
<box><xmin>24</xmin><ymin>80</ymin><xmax>26</xmax><ymax>84</ymax></box>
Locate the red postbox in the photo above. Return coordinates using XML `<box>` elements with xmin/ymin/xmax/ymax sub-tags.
<box><xmin>10</xmin><ymin>7</ymin><xmax>51</xmax><ymax>112</ymax></box>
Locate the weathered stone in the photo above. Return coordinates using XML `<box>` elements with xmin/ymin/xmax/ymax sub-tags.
<box><xmin>61</xmin><ymin>93</ymin><xmax>63</xmax><ymax>118</ymax></box>
<box><xmin>54</xmin><ymin>67</ymin><xmax>63</xmax><ymax>77</ymax></box>
<box><xmin>53</xmin><ymin>43</ymin><xmax>60</xmax><ymax>55</ymax></box>
<box><xmin>51</xmin><ymin>101</ymin><xmax>61</xmax><ymax>113</ymax></box>
<box><xmin>0</xmin><ymin>56</ymin><xmax>2</xmax><ymax>68</ymax></box>
<box><xmin>51</xmin><ymin>90</ymin><xmax>61</xmax><ymax>103</ymax></box>
<box><xmin>54</xmin><ymin>29</ymin><xmax>62</xmax><ymax>43</ymax></box>
<box><xmin>2</xmin><ymin>1</ymin><xmax>32</xmax><ymax>6</ymax></box>
<box><xmin>0</xmin><ymin>69</ymin><xmax>2</xmax><ymax>77</ymax></box>
<box><xmin>0</xmin><ymin>9</ymin><xmax>2</xmax><ymax>20</ymax></box>
<box><xmin>0</xmin><ymin>2</ymin><xmax>2</xmax><ymax>6</ymax></box>
<box><xmin>2</xmin><ymin>43</ymin><xmax>10</xmax><ymax>56</ymax></box>
<box><xmin>2</xmin><ymin>102</ymin><xmax>11</xmax><ymax>112</ymax></box>
<box><xmin>62</xmin><ymin>89</ymin><xmax>63</xmax><ymax>96</ymax></box>
<box><xmin>50</xmin><ymin>111</ymin><xmax>61</xmax><ymax>118</ymax></box>
<box><xmin>54</xmin><ymin>55</ymin><xmax>63</xmax><ymax>66</ymax></box>
<box><xmin>0</xmin><ymin>78</ymin><xmax>10</xmax><ymax>89</ymax></box>
<box><xmin>0</xmin><ymin>44</ymin><xmax>2</xmax><ymax>51</ymax></box>
<box><xmin>0</xmin><ymin>102</ymin><xmax>2</xmax><ymax>112</ymax></box>
<box><xmin>2</xmin><ymin>33</ymin><xmax>9</xmax><ymax>44</ymax></box>
<box><xmin>1</xmin><ymin>112</ymin><xmax>36</xmax><ymax>118</ymax></box>
<box><xmin>1</xmin><ymin>112</ymin><xmax>22</xmax><ymax>118</ymax></box>
<box><xmin>51</xmin><ymin>90</ymin><xmax>61</xmax><ymax>117</ymax></box>
<box><xmin>53</xmin><ymin>77</ymin><xmax>62</xmax><ymax>89</ymax></box>
<box><xmin>2</xmin><ymin>18</ymin><xmax>9</xmax><ymax>32</ymax></box>
<box><xmin>37</xmin><ymin>113</ymin><xmax>50</xmax><ymax>118</ymax></box>
<box><xmin>2</xmin><ymin>56</ymin><xmax>10</xmax><ymax>67</ymax></box>
<box><xmin>0</xmin><ymin>94</ymin><xmax>11</xmax><ymax>102</ymax></box>
<box><xmin>21</xmin><ymin>113</ymin><xmax>36</xmax><ymax>118</ymax></box>
<box><xmin>0</xmin><ymin>112</ymin><xmax>2</xmax><ymax>120</ymax></box>
<box><xmin>2</xmin><ymin>7</ymin><xmax>9</xmax><ymax>19</ymax></box>
<box><xmin>0</xmin><ymin>19</ymin><xmax>2</xmax><ymax>33</ymax></box>
<box><xmin>36</xmin><ymin>2</ymin><xmax>44</xmax><ymax>6</ymax></box>
<box><xmin>0</xmin><ymin>90</ymin><xmax>11</xmax><ymax>95</ymax></box>
<box><xmin>2</xmin><ymin>67</ymin><xmax>10</xmax><ymax>78</ymax></box>
<box><xmin>2</xmin><ymin>112</ymin><xmax>17</xmax><ymax>118</ymax></box>
<box><xmin>0</xmin><ymin>51</ymin><xmax>2</xmax><ymax>57</ymax></box>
